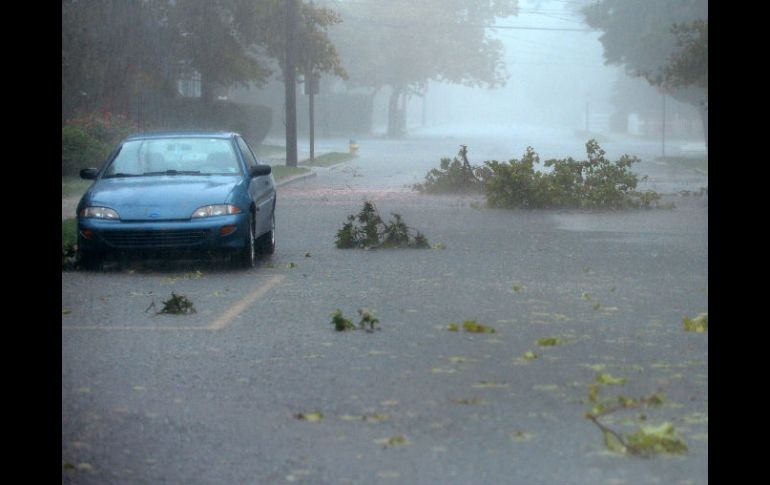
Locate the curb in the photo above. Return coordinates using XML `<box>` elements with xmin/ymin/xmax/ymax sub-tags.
<box><xmin>276</xmin><ymin>170</ymin><xmax>317</xmax><ymax>188</ymax></box>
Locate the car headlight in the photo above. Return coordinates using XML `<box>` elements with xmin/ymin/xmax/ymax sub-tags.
<box><xmin>80</xmin><ymin>206</ymin><xmax>120</xmax><ymax>219</ymax></box>
<box><xmin>191</xmin><ymin>204</ymin><xmax>242</xmax><ymax>218</ymax></box>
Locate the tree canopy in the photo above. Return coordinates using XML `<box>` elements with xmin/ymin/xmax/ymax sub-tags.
<box><xmin>580</xmin><ymin>0</ymin><xmax>707</xmax><ymax>102</ymax></box>
<box><xmin>580</xmin><ymin>0</ymin><xmax>707</xmax><ymax>146</ymax></box>
<box><xmin>62</xmin><ymin>0</ymin><xmax>345</xmax><ymax>122</ymax></box>
<box><xmin>654</xmin><ymin>20</ymin><xmax>707</xmax><ymax>97</ymax></box>
<box><xmin>329</xmin><ymin>0</ymin><xmax>519</xmax><ymax>137</ymax></box>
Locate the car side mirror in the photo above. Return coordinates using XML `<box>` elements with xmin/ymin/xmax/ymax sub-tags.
<box><xmin>80</xmin><ymin>168</ymin><xmax>98</xmax><ymax>180</ymax></box>
<box><xmin>250</xmin><ymin>165</ymin><xmax>272</xmax><ymax>177</ymax></box>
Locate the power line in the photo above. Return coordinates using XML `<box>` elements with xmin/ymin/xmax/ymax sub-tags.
<box><xmin>486</xmin><ymin>24</ymin><xmax>597</xmax><ymax>32</ymax></box>
<box><xmin>339</xmin><ymin>15</ymin><xmax>598</xmax><ymax>32</ymax></box>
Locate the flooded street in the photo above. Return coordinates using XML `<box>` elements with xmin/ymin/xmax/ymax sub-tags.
<box><xmin>63</xmin><ymin>128</ymin><xmax>707</xmax><ymax>485</ymax></box>
<box><xmin>63</xmin><ymin>0</ymin><xmax>708</xmax><ymax>481</ymax></box>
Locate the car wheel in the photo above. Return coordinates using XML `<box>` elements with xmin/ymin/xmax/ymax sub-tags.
<box><xmin>237</xmin><ymin>214</ymin><xmax>257</xmax><ymax>268</ymax></box>
<box><xmin>256</xmin><ymin>210</ymin><xmax>275</xmax><ymax>255</ymax></box>
<box><xmin>78</xmin><ymin>250</ymin><xmax>104</xmax><ymax>271</ymax></box>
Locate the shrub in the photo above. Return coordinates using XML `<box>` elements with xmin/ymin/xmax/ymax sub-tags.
<box><xmin>62</xmin><ymin>112</ymin><xmax>138</xmax><ymax>175</ymax></box>
<box><xmin>61</xmin><ymin>125</ymin><xmax>110</xmax><ymax>176</ymax></box>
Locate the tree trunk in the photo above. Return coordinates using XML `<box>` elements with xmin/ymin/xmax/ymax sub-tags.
<box><xmin>387</xmin><ymin>86</ymin><xmax>403</xmax><ymax>138</ymax></box>
<box><xmin>367</xmin><ymin>88</ymin><xmax>379</xmax><ymax>136</ymax></box>
<box><xmin>698</xmin><ymin>102</ymin><xmax>708</xmax><ymax>154</ymax></box>
<box><xmin>200</xmin><ymin>74</ymin><xmax>215</xmax><ymax>104</ymax></box>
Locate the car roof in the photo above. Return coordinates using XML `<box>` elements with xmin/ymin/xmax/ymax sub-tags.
<box><xmin>123</xmin><ymin>131</ymin><xmax>239</xmax><ymax>141</ymax></box>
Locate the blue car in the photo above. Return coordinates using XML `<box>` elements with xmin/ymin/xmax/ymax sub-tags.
<box><xmin>76</xmin><ymin>131</ymin><xmax>276</xmax><ymax>269</ymax></box>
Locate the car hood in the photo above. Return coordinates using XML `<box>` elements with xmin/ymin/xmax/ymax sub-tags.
<box><xmin>81</xmin><ymin>175</ymin><xmax>243</xmax><ymax>221</ymax></box>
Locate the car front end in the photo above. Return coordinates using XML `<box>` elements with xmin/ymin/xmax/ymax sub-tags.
<box><xmin>77</xmin><ymin>207</ymin><xmax>251</xmax><ymax>261</ymax></box>
<box><xmin>76</xmin><ymin>174</ymin><xmax>252</xmax><ymax>264</ymax></box>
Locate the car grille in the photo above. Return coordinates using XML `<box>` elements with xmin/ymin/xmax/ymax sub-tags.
<box><xmin>102</xmin><ymin>229</ymin><xmax>209</xmax><ymax>249</ymax></box>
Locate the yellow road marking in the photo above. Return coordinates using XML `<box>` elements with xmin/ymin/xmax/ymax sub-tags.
<box><xmin>62</xmin><ymin>274</ymin><xmax>287</xmax><ymax>331</ymax></box>
<box><xmin>206</xmin><ymin>274</ymin><xmax>285</xmax><ymax>330</ymax></box>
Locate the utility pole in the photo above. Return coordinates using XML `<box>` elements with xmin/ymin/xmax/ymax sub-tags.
<box><xmin>307</xmin><ymin>0</ymin><xmax>316</xmax><ymax>163</ymax></box>
<box><xmin>309</xmin><ymin>77</ymin><xmax>315</xmax><ymax>163</ymax></box>
<box><xmin>306</xmin><ymin>69</ymin><xmax>318</xmax><ymax>163</ymax></box>
<box><xmin>284</xmin><ymin>0</ymin><xmax>299</xmax><ymax>167</ymax></box>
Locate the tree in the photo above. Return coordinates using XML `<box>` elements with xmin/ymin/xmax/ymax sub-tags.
<box><xmin>653</xmin><ymin>20</ymin><xmax>708</xmax><ymax>97</ymax></box>
<box><xmin>62</xmin><ymin>0</ymin><xmax>177</xmax><ymax>122</ymax></box>
<box><xmin>330</xmin><ymin>0</ymin><xmax>518</xmax><ymax>138</ymax></box>
<box><xmin>580</xmin><ymin>0</ymin><xmax>708</xmax><ymax>148</ymax></box>
<box><xmin>247</xmin><ymin>0</ymin><xmax>346</xmax><ymax>167</ymax></box>
<box><xmin>169</xmin><ymin>0</ymin><xmax>272</xmax><ymax>103</ymax></box>
<box><xmin>62</xmin><ymin>0</ymin><xmax>271</xmax><ymax>120</ymax></box>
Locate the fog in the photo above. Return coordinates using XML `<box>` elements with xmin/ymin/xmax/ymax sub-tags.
<box><xmin>62</xmin><ymin>3</ymin><xmax>708</xmax><ymax>484</ymax></box>
<box><xmin>399</xmin><ymin>0</ymin><xmax>622</xmax><ymax>136</ymax></box>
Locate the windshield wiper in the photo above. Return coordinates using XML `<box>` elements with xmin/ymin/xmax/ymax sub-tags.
<box><xmin>142</xmin><ymin>170</ymin><xmax>202</xmax><ymax>176</ymax></box>
<box><xmin>104</xmin><ymin>172</ymin><xmax>142</xmax><ymax>178</ymax></box>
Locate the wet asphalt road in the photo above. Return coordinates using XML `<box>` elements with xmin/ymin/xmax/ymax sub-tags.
<box><xmin>62</xmin><ymin>129</ymin><xmax>708</xmax><ymax>485</ymax></box>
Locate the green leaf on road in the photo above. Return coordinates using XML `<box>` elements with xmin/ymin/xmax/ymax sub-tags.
<box><xmin>376</xmin><ymin>435</ymin><xmax>409</xmax><ymax>447</ymax></box>
<box><xmin>596</xmin><ymin>372</ymin><xmax>627</xmax><ymax>385</ymax></box>
<box><xmin>626</xmin><ymin>422</ymin><xmax>688</xmax><ymax>455</ymax></box>
<box><xmin>683</xmin><ymin>312</ymin><xmax>708</xmax><ymax>332</ymax></box>
<box><xmin>462</xmin><ymin>320</ymin><xmax>496</xmax><ymax>333</ymax></box>
<box><xmin>294</xmin><ymin>412</ymin><xmax>324</xmax><ymax>422</ymax></box>
<box><xmin>537</xmin><ymin>337</ymin><xmax>560</xmax><ymax>347</ymax></box>
<box><xmin>511</xmin><ymin>431</ymin><xmax>535</xmax><ymax>442</ymax></box>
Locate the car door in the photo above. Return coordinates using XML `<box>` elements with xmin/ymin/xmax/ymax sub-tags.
<box><xmin>236</xmin><ymin>136</ymin><xmax>275</xmax><ymax>235</ymax></box>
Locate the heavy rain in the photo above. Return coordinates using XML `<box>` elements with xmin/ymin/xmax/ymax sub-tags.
<box><xmin>62</xmin><ymin>1</ymin><xmax>707</xmax><ymax>484</ymax></box>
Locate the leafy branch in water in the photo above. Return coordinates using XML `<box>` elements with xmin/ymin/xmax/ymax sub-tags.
<box><xmin>335</xmin><ymin>200</ymin><xmax>430</xmax><ymax>249</ymax></box>
<box><xmin>331</xmin><ymin>309</ymin><xmax>355</xmax><ymax>331</ymax></box>
<box><xmin>584</xmin><ymin>372</ymin><xmax>687</xmax><ymax>456</ymax></box>
<box><xmin>158</xmin><ymin>293</ymin><xmax>197</xmax><ymax>315</ymax></box>
<box><xmin>415</xmin><ymin>140</ymin><xmax>666</xmax><ymax>210</ymax></box>
<box><xmin>413</xmin><ymin>145</ymin><xmax>485</xmax><ymax>194</ymax></box>
<box><xmin>358</xmin><ymin>309</ymin><xmax>380</xmax><ymax>331</ymax></box>
<box><xmin>331</xmin><ymin>309</ymin><xmax>380</xmax><ymax>332</ymax></box>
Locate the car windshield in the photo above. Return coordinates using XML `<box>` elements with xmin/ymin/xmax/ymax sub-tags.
<box><xmin>103</xmin><ymin>137</ymin><xmax>241</xmax><ymax>177</ymax></box>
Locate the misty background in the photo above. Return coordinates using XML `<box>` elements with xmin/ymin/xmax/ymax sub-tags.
<box><xmin>63</xmin><ymin>0</ymin><xmax>707</xmax><ymax>174</ymax></box>
<box><xmin>230</xmin><ymin>0</ymin><xmax>704</xmax><ymax>150</ymax></box>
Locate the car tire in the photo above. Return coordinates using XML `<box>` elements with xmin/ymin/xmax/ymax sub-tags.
<box><xmin>236</xmin><ymin>214</ymin><xmax>257</xmax><ymax>268</ymax></box>
<box><xmin>256</xmin><ymin>210</ymin><xmax>275</xmax><ymax>255</ymax></box>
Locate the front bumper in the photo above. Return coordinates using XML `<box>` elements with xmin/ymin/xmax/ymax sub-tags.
<box><xmin>77</xmin><ymin>214</ymin><xmax>249</xmax><ymax>257</ymax></box>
